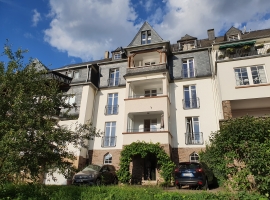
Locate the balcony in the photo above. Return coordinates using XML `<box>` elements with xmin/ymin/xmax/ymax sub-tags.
<box><xmin>182</xmin><ymin>98</ymin><xmax>200</xmax><ymax>109</ymax></box>
<box><xmin>128</xmin><ymin>92</ymin><xmax>163</xmax><ymax>99</ymax></box>
<box><xmin>217</xmin><ymin>44</ymin><xmax>270</xmax><ymax>60</ymax></box>
<box><xmin>127</xmin><ymin>128</ymin><xmax>164</xmax><ymax>132</ymax></box>
<box><xmin>104</xmin><ymin>105</ymin><xmax>119</xmax><ymax>115</ymax></box>
<box><xmin>101</xmin><ymin>136</ymin><xmax>117</xmax><ymax>147</ymax></box>
<box><xmin>185</xmin><ymin>132</ymin><xmax>204</xmax><ymax>145</ymax></box>
<box><xmin>126</xmin><ymin>63</ymin><xmax>167</xmax><ymax>76</ymax></box>
<box><xmin>181</xmin><ymin>68</ymin><xmax>197</xmax><ymax>78</ymax></box>
<box><xmin>107</xmin><ymin>78</ymin><xmax>121</xmax><ymax>87</ymax></box>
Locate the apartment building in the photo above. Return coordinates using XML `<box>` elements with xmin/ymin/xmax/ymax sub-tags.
<box><xmin>44</xmin><ymin>22</ymin><xmax>270</xmax><ymax>185</ymax></box>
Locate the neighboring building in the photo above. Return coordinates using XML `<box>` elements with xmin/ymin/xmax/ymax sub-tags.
<box><xmin>209</xmin><ymin>27</ymin><xmax>270</xmax><ymax>120</ymax></box>
<box><xmin>44</xmin><ymin>22</ymin><xmax>270</xmax><ymax>184</ymax></box>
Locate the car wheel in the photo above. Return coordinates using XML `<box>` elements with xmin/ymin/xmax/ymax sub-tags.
<box><xmin>202</xmin><ymin>179</ymin><xmax>209</xmax><ymax>191</ymax></box>
<box><xmin>96</xmin><ymin>178</ymin><xmax>101</xmax><ymax>186</ymax></box>
<box><xmin>113</xmin><ymin>177</ymin><xmax>118</xmax><ymax>185</ymax></box>
<box><xmin>176</xmin><ymin>184</ymin><xmax>181</xmax><ymax>189</ymax></box>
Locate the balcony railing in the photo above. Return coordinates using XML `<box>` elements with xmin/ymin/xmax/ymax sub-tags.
<box><xmin>107</xmin><ymin>78</ymin><xmax>121</xmax><ymax>87</ymax></box>
<box><xmin>185</xmin><ymin>132</ymin><xmax>204</xmax><ymax>145</ymax></box>
<box><xmin>182</xmin><ymin>98</ymin><xmax>200</xmax><ymax>109</ymax></box>
<box><xmin>128</xmin><ymin>93</ymin><xmax>163</xmax><ymax>98</ymax></box>
<box><xmin>127</xmin><ymin>128</ymin><xmax>163</xmax><ymax>132</ymax></box>
<box><xmin>181</xmin><ymin>68</ymin><xmax>197</xmax><ymax>78</ymax></box>
<box><xmin>101</xmin><ymin>136</ymin><xmax>117</xmax><ymax>147</ymax></box>
<box><xmin>104</xmin><ymin>105</ymin><xmax>119</xmax><ymax>115</ymax></box>
<box><xmin>217</xmin><ymin>44</ymin><xmax>270</xmax><ymax>60</ymax></box>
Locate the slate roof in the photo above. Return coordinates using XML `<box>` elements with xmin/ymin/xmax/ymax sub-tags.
<box><xmin>177</xmin><ymin>34</ymin><xmax>197</xmax><ymax>42</ymax></box>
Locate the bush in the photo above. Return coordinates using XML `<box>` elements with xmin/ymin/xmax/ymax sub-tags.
<box><xmin>200</xmin><ymin>116</ymin><xmax>270</xmax><ymax>196</ymax></box>
<box><xmin>0</xmin><ymin>184</ymin><xmax>267</xmax><ymax>200</ymax></box>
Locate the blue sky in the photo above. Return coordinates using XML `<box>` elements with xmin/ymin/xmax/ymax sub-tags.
<box><xmin>1</xmin><ymin>0</ymin><xmax>270</xmax><ymax>70</ymax></box>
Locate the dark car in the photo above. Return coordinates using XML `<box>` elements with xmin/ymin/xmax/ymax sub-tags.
<box><xmin>174</xmin><ymin>162</ymin><xmax>214</xmax><ymax>190</ymax></box>
<box><xmin>72</xmin><ymin>164</ymin><xmax>118</xmax><ymax>186</ymax></box>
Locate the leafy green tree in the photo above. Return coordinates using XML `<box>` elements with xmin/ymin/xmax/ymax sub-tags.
<box><xmin>0</xmin><ymin>44</ymin><xmax>102</xmax><ymax>184</ymax></box>
<box><xmin>200</xmin><ymin>116</ymin><xmax>270</xmax><ymax>195</ymax></box>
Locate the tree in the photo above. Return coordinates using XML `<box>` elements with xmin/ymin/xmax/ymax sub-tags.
<box><xmin>200</xmin><ymin>116</ymin><xmax>270</xmax><ymax>195</ymax></box>
<box><xmin>0</xmin><ymin>43</ymin><xmax>102</xmax><ymax>184</ymax></box>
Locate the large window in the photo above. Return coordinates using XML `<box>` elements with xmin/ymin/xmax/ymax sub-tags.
<box><xmin>182</xmin><ymin>58</ymin><xmax>195</xmax><ymax>78</ymax></box>
<box><xmin>183</xmin><ymin>85</ymin><xmax>198</xmax><ymax>109</ymax></box>
<box><xmin>185</xmin><ymin>117</ymin><xmax>203</xmax><ymax>145</ymax></box>
<box><xmin>108</xmin><ymin>68</ymin><xmax>120</xmax><ymax>86</ymax></box>
<box><xmin>234</xmin><ymin>66</ymin><xmax>267</xmax><ymax>86</ymax></box>
<box><xmin>106</xmin><ymin>93</ymin><xmax>118</xmax><ymax>115</ymax></box>
<box><xmin>144</xmin><ymin>89</ymin><xmax>157</xmax><ymax>97</ymax></box>
<box><xmin>103</xmin><ymin>122</ymin><xmax>116</xmax><ymax>147</ymax></box>
<box><xmin>144</xmin><ymin>119</ymin><xmax>157</xmax><ymax>132</ymax></box>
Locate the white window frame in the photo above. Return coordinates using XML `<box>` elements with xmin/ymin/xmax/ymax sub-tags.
<box><xmin>182</xmin><ymin>58</ymin><xmax>195</xmax><ymax>78</ymax></box>
<box><xmin>104</xmin><ymin>122</ymin><xmax>116</xmax><ymax>147</ymax></box>
<box><xmin>106</xmin><ymin>93</ymin><xmax>118</xmax><ymax>115</ymax></box>
<box><xmin>114</xmin><ymin>53</ymin><xmax>121</xmax><ymax>60</ymax></box>
<box><xmin>104</xmin><ymin>153</ymin><xmax>112</xmax><ymax>164</ymax></box>
<box><xmin>190</xmin><ymin>152</ymin><xmax>199</xmax><ymax>162</ymax></box>
<box><xmin>147</xmin><ymin>30</ymin><xmax>151</xmax><ymax>44</ymax></box>
<box><xmin>234</xmin><ymin>65</ymin><xmax>267</xmax><ymax>86</ymax></box>
<box><xmin>228</xmin><ymin>34</ymin><xmax>240</xmax><ymax>41</ymax></box>
<box><xmin>109</xmin><ymin>68</ymin><xmax>120</xmax><ymax>86</ymax></box>
<box><xmin>183</xmin><ymin>85</ymin><xmax>198</xmax><ymax>109</ymax></box>
<box><xmin>186</xmin><ymin>117</ymin><xmax>202</xmax><ymax>144</ymax></box>
<box><xmin>141</xmin><ymin>30</ymin><xmax>151</xmax><ymax>44</ymax></box>
<box><xmin>144</xmin><ymin>89</ymin><xmax>157</xmax><ymax>97</ymax></box>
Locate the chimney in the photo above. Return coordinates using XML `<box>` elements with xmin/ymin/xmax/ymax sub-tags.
<box><xmin>104</xmin><ymin>51</ymin><xmax>110</xmax><ymax>59</ymax></box>
<box><xmin>207</xmin><ymin>29</ymin><xmax>215</xmax><ymax>40</ymax></box>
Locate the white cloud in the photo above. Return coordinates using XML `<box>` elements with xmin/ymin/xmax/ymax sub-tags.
<box><xmin>44</xmin><ymin>0</ymin><xmax>270</xmax><ymax>62</ymax></box>
<box><xmin>32</xmin><ymin>9</ymin><xmax>41</xmax><ymax>26</ymax></box>
<box><xmin>24</xmin><ymin>32</ymin><xmax>33</xmax><ymax>39</ymax></box>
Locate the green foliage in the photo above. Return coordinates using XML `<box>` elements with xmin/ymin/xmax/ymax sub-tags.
<box><xmin>226</xmin><ymin>47</ymin><xmax>236</xmax><ymax>54</ymax></box>
<box><xmin>0</xmin><ymin>43</ymin><xmax>103</xmax><ymax>184</ymax></box>
<box><xmin>267</xmin><ymin>48</ymin><xmax>270</xmax><ymax>53</ymax></box>
<box><xmin>117</xmin><ymin>141</ymin><xmax>175</xmax><ymax>184</ymax></box>
<box><xmin>0</xmin><ymin>184</ymin><xmax>267</xmax><ymax>200</ymax></box>
<box><xmin>200</xmin><ymin>116</ymin><xmax>270</xmax><ymax>195</ymax></box>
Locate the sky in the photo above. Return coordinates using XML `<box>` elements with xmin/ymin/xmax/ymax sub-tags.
<box><xmin>1</xmin><ymin>0</ymin><xmax>270</xmax><ymax>70</ymax></box>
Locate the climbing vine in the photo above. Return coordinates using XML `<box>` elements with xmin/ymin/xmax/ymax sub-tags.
<box><xmin>117</xmin><ymin>141</ymin><xmax>175</xmax><ymax>184</ymax></box>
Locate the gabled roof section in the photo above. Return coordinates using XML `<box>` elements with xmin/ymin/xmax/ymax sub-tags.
<box><xmin>128</xmin><ymin>21</ymin><xmax>163</xmax><ymax>47</ymax></box>
<box><xmin>31</xmin><ymin>58</ymin><xmax>49</xmax><ymax>72</ymax></box>
<box><xmin>225</xmin><ymin>26</ymin><xmax>242</xmax><ymax>36</ymax></box>
<box><xmin>177</xmin><ymin>34</ymin><xmax>197</xmax><ymax>42</ymax></box>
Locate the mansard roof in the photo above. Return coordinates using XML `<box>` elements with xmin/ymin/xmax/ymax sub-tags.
<box><xmin>127</xmin><ymin>21</ymin><xmax>163</xmax><ymax>47</ymax></box>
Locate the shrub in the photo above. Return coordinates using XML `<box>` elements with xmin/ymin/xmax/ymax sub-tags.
<box><xmin>200</xmin><ymin>116</ymin><xmax>270</xmax><ymax>196</ymax></box>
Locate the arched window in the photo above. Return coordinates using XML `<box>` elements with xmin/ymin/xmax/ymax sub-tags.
<box><xmin>104</xmin><ymin>153</ymin><xmax>112</xmax><ymax>164</ymax></box>
<box><xmin>189</xmin><ymin>152</ymin><xmax>199</xmax><ymax>162</ymax></box>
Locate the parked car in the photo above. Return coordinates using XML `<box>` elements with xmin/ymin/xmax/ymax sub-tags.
<box><xmin>72</xmin><ymin>164</ymin><xmax>118</xmax><ymax>186</ymax></box>
<box><xmin>174</xmin><ymin>162</ymin><xmax>214</xmax><ymax>190</ymax></box>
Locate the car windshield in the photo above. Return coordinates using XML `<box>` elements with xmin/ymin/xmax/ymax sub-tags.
<box><xmin>179</xmin><ymin>163</ymin><xmax>200</xmax><ymax>169</ymax></box>
<box><xmin>82</xmin><ymin>165</ymin><xmax>101</xmax><ymax>172</ymax></box>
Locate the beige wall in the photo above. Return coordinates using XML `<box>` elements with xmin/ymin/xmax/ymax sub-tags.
<box><xmin>122</xmin><ymin>132</ymin><xmax>172</xmax><ymax>145</ymax></box>
<box><xmin>217</xmin><ymin>56</ymin><xmax>270</xmax><ymax>101</ymax></box>
<box><xmin>170</xmin><ymin>78</ymin><xmax>219</xmax><ymax>148</ymax></box>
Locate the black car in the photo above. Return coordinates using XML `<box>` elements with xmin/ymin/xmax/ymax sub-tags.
<box><xmin>174</xmin><ymin>162</ymin><xmax>214</xmax><ymax>190</ymax></box>
<box><xmin>72</xmin><ymin>164</ymin><xmax>118</xmax><ymax>186</ymax></box>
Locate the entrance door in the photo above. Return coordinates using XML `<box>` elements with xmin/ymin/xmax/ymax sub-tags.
<box><xmin>144</xmin><ymin>153</ymin><xmax>157</xmax><ymax>180</ymax></box>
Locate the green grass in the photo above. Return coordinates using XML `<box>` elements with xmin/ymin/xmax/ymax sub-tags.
<box><xmin>0</xmin><ymin>184</ymin><xmax>267</xmax><ymax>200</ymax></box>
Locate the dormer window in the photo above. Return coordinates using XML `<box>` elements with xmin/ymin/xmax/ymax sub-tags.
<box><xmin>228</xmin><ymin>34</ymin><xmax>239</xmax><ymax>41</ymax></box>
<box><xmin>141</xmin><ymin>30</ymin><xmax>151</xmax><ymax>44</ymax></box>
<box><xmin>114</xmin><ymin>53</ymin><xmax>121</xmax><ymax>60</ymax></box>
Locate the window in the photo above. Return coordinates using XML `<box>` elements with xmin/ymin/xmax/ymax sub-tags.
<box><xmin>104</xmin><ymin>153</ymin><xmax>112</xmax><ymax>164</ymax></box>
<box><xmin>190</xmin><ymin>152</ymin><xmax>199</xmax><ymax>162</ymax></box>
<box><xmin>65</xmin><ymin>95</ymin><xmax>76</xmax><ymax>105</ymax></box>
<box><xmin>228</xmin><ymin>34</ymin><xmax>239</xmax><ymax>41</ymax></box>
<box><xmin>74</xmin><ymin>71</ymin><xmax>79</xmax><ymax>79</ymax></box>
<box><xmin>182</xmin><ymin>58</ymin><xmax>195</xmax><ymax>78</ymax></box>
<box><xmin>108</xmin><ymin>68</ymin><xmax>120</xmax><ymax>86</ymax></box>
<box><xmin>144</xmin><ymin>89</ymin><xmax>157</xmax><ymax>97</ymax></box>
<box><xmin>141</xmin><ymin>30</ymin><xmax>151</xmax><ymax>44</ymax></box>
<box><xmin>106</xmin><ymin>93</ymin><xmax>118</xmax><ymax>115</ymax></box>
<box><xmin>144</xmin><ymin>119</ymin><xmax>157</xmax><ymax>132</ymax></box>
<box><xmin>185</xmin><ymin>117</ymin><xmax>203</xmax><ymax>145</ymax></box>
<box><xmin>183</xmin><ymin>85</ymin><xmax>199</xmax><ymax>109</ymax></box>
<box><xmin>104</xmin><ymin>122</ymin><xmax>116</xmax><ymax>147</ymax></box>
<box><xmin>234</xmin><ymin>66</ymin><xmax>267</xmax><ymax>86</ymax></box>
<box><xmin>114</xmin><ymin>53</ymin><xmax>121</xmax><ymax>60</ymax></box>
